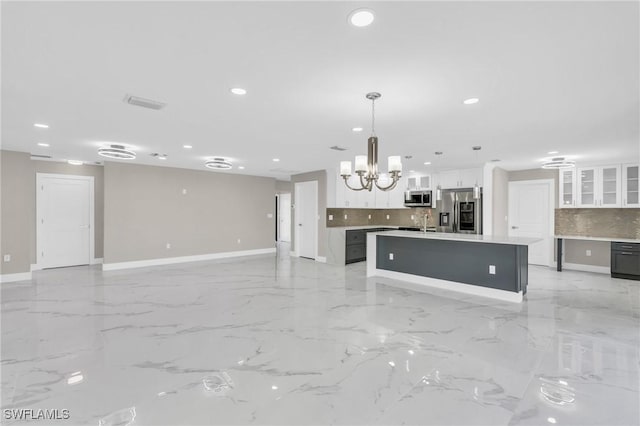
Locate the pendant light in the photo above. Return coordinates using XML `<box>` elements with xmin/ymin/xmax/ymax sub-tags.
<box><xmin>472</xmin><ymin>146</ymin><xmax>482</xmax><ymax>199</ymax></box>
<box><xmin>339</xmin><ymin>92</ymin><xmax>402</xmax><ymax>192</ymax></box>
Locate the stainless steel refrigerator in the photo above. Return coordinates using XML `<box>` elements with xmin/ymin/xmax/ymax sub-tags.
<box><xmin>436</xmin><ymin>188</ymin><xmax>483</xmax><ymax>234</ymax></box>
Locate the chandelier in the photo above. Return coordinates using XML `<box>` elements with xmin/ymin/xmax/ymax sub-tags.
<box><xmin>339</xmin><ymin>92</ymin><xmax>402</xmax><ymax>192</ymax></box>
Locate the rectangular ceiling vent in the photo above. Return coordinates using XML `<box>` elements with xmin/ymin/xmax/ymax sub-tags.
<box><xmin>330</xmin><ymin>145</ymin><xmax>347</xmax><ymax>151</ymax></box>
<box><xmin>30</xmin><ymin>154</ymin><xmax>52</xmax><ymax>159</ymax></box>
<box><xmin>123</xmin><ymin>94</ymin><xmax>167</xmax><ymax>110</ymax></box>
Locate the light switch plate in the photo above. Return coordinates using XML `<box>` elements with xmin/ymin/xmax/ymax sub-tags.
<box><xmin>389</xmin><ymin>253</ymin><xmax>394</xmax><ymax>260</ymax></box>
<box><xmin>586</xmin><ymin>249</ymin><xmax>592</xmax><ymax>256</ymax></box>
<box><xmin>344</xmin><ymin>214</ymin><xmax>348</xmax><ymax>220</ymax></box>
<box><xmin>182</xmin><ymin>189</ymin><xmax>187</xmax><ymax>195</ymax></box>
<box><xmin>328</xmin><ymin>215</ymin><xmax>333</xmax><ymax>221</ymax></box>
<box><xmin>489</xmin><ymin>265</ymin><xmax>496</xmax><ymax>274</ymax></box>
<box><xmin>267</xmin><ymin>213</ymin><xmax>273</xmax><ymax>218</ymax></box>
<box><xmin>3</xmin><ymin>254</ymin><xmax>10</xmax><ymax>262</ymax></box>
<box><xmin>386</xmin><ymin>215</ymin><xmax>390</xmax><ymax>220</ymax></box>
<box><xmin>368</xmin><ymin>214</ymin><xmax>372</xmax><ymax>220</ymax></box>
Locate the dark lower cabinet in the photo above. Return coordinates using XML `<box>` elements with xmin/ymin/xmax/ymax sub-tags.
<box><xmin>345</xmin><ymin>228</ymin><xmax>391</xmax><ymax>264</ymax></box>
<box><xmin>611</xmin><ymin>242</ymin><xmax>640</xmax><ymax>280</ymax></box>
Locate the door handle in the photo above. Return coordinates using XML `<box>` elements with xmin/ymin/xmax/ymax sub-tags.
<box><xmin>298</xmin><ymin>223</ymin><xmax>302</xmax><ymax>227</ymax></box>
<box><xmin>512</xmin><ymin>226</ymin><xmax>519</xmax><ymax>229</ymax></box>
<box><xmin>620</xmin><ymin>252</ymin><xmax>634</xmax><ymax>255</ymax></box>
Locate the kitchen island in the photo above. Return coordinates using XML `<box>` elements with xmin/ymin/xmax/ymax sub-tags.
<box><xmin>367</xmin><ymin>231</ymin><xmax>540</xmax><ymax>303</ymax></box>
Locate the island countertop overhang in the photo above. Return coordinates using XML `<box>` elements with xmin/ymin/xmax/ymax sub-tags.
<box><xmin>369</xmin><ymin>230</ymin><xmax>540</xmax><ymax>246</ymax></box>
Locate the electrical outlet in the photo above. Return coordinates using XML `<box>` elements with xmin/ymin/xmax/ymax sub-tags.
<box><xmin>237</xmin><ymin>239</ymin><xmax>241</xmax><ymax>244</ymax></box>
<box><xmin>3</xmin><ymin>254</ymin><xmax>10</xmax><ymax>262</ymax></box>
<box><xmin>182</xmin><ymin>188</ymin><xmax>187</xmax><ymax>195</ymax></box>
<box><xmin>411</xmin><ymin>215</ymin><xmax>415</xmax><ymax>220</ymax></box>
<box><xmin>586</xmin><ymin>250</ymin><xmax>592</xmax><ymax>256</ymax></box>
<box><xmin>166</xmin><ymin>243</ymin><xmax>171</xmax><ymax>249</ymax></box>
<box><xmin>489</xmin><ymin>265</ymin><xmax>496</xmax><ymax>275</ymax></box>
<box><xmin>386</xmin><ymin>215</ymin><xmax>390</xmax><ymax>220</ymax></box>
<box><xmin>344</xmin><ymin>214</ymin><xmax>348</xmax><ymax>220</ymax></box>
<box><xmin>368</xmin><ymin>214</ymin><xmax>372</xmax><ymax>220</ymax></box>
<box><xmin>328</xmin><ymin>215</ymin><xmax>333</xmax><ymax>221</ymax></box>
<box><xmin>389</xmin><ymin>253</ymin><xmax>394</xmax><ymax>260</ymax></box>
<box><xmin>267</xmin><ymin>213</ymin><xmax>273</xmax><ymax>218</ymax></box>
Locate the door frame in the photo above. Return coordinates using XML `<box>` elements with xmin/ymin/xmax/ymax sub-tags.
<box><xmin>36</xmin><ymin>173</ymin><xmax>95</xmax><ymax>269</ymax></box>
<box><xmin>294</xmin><ymin>181</ymin><xmax>318</xmax><ymax>260</ymax></box>
<box><xmin>507</xmin><ymin>179</ymin><xmax>555</xmax><ymax>266</ymax></box>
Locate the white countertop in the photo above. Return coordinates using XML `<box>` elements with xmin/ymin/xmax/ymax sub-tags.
<box><xmin>370</xmin><ymin>230</ymin><xmax>540</xmax><ymax>246</ymax></box>
<box><xmin>555</xmin><ymin>235</ymin><xmax>640</xmax><ymax>243</ymax></box>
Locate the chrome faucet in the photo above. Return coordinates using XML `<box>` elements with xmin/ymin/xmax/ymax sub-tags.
<box><xmin>422</xmin><ymin>212</ymin><xmax>430</xmax><ymax>232</ymax></box>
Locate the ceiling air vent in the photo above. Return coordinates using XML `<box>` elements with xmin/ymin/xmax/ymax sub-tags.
<box><xmin>123</xmin><ymin>94</ymin><xmax>167</xmax><ymax>110</ymax></box>
<box><xmin>98</xmin><ymin>144</ymin><xmax>136</xmax><ymax>160</ymax></box>
<box><xmin>205</xmin><ymin>158</ymin><xmax>232</xmax><ymax>170</ymax></box>
<box><xmin>330</xmin><ymin>145</ymin><xmax>347</xmax><ymax>151</ymax></box>
<box><xmin>30</xmin><ymin>154</ymin><xmax>52</xmax><ymax>159</ymax></box>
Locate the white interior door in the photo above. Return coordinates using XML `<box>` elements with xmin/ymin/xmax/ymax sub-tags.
<box><xmin>37</xmin><ymin>174</ymin><xmax>94</xmax><ymax>269</ymax></box>
<box><xmin>294</xmin><ymin>181</ymin><xmax>317</xmax><ymax>259</ymax></box>
<box><xmin>508</xmin><ymin>180</ymin><xmax>553</xmax><ymax>266</ymax></box>
<box><xmin>279</xmin><ymin>193</ymin><xmax>291</xmax><ymax>242</ymax></box>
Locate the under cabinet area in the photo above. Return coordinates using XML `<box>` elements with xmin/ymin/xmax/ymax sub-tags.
<box><xmin>345</xmin><ymin>228</ymin><xmax>391</xmax><ymax>264</ymax></box>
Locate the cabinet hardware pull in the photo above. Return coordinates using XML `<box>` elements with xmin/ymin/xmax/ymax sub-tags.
<box><xmin>620</xmin><ymin>252</ymin><xmax>633</xmax><ymax>255</ymax></box>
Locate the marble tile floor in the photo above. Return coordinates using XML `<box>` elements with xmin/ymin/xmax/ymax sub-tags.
<box><xmin>1</xmin><ymin>247</ymin><xmax>639</xmax><ymax>425</ymax></box>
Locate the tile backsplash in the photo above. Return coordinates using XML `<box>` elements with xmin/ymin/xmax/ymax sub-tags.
<box><xmin>555</xmin><ymin>208</ymin><xmax>640</xmax><ymax>239</ymax></box>
<box><xmin>326</xmin><ymin>208</ymin><xmax>436</xmax><ymax>228</ymax></box>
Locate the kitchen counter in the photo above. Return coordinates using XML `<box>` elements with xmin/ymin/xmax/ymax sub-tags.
<box><xmin>367</xmin><ymin>231</ymin><xmax>541</xmax><ymax>303</ymax></box>
<box><xmin>555</xmin><ymin>234</ymin><xmax>640</xmax><ymax>272</ymax></box>
<box><xmin>371</xmin><ymin>230</ymin><xmax>539</xmax><ymax>246</ymax></box>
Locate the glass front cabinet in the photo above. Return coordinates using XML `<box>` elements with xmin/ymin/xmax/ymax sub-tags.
<box><xmin>577</xmin><ymin>165</ymin><xmax>621</xmax><ymax>208</ymax></box>
<box><xmin>622</xmin><ymin>164</ymin><xmax>639</xmax><ymax>207</ymax></box>
<box><xmin>559</xmin><ymin>169</ymin><xmax>576</xmax><ymax>207</ymax></box>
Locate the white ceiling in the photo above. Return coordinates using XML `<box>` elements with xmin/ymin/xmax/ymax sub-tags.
<box><xmin>2</xmin><ymin>1</ymin><xmax>639</xmax><ymax>179</ymax></box>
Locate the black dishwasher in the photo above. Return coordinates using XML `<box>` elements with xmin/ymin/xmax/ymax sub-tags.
<box><xmin>611</xmin><ymin>242</ymin><xmax>640</xmax><ymax>280</ymax></box>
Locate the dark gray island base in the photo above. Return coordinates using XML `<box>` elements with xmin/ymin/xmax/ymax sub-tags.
<box><xmin>367</xmin><ymin>231</ymin><xmax>540</xmax><ymax>303</ymax></box>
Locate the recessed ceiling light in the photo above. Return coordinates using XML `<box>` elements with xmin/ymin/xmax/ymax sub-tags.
<box><xmin>230</xmin><ymin>88</ymin><xmax>247</xmax><ymax>95</ymax></box>
<box><xmin>37</xmin><ymin>143</ymin><xmax>50</xmax><ymax>147</ymax></box>
<box><xmin>547</xmin><ymin>151</ymin><xmax>559</xmax><ymax>155</ymax></box>
<box><xmin>409</xmin><ymin>170</ymin><xmax>415</xmax><ymax>173</ymax></box>
<box><xmin>238</xmin><ymin>166</ymin><xmax>245</xmax><ymax>170</ymax></box>
<box><xmin>272</xmin><ymin>158</ymin><xmax>280</xmax><ymax>162</ymax></box>
<box><xmin>98</xmin><ymin>144</ymin><xmax>136</xmax><ymax>160</ymax></box>
<box><xmin>158</xmin><ymin>156</ymin><xmax>167</xmax><ymax>160</ymax></box>
<box><xmin>352</xmin><ymin>127</ymin><xmax>363</xmax><ymax>132</ymax></box>
<box><xmin>67</xmin><ymin>160</ymin><xmax>83</xmax><ymax>166</ymax></box>
<box><xmin>463</xmin><ymin>98</ymin><xmax>479</xmax><ymax>105</ymax></box>
<box><xmin>424</xmin><ymin>162</ymin><xmax>431</xmax><ymax>165</ymax></box>
<box><xmin>183</xmin><ymin>145</ymin><xmax>193</xmax><ymax>149</ymax></box>
<box><xmin>34</xmin><ymin>123</ymin><xmax>49</xmax><ymax>128</ymax></box>
<box><xmin>348</xmin><ymin>9</ymin><xmax>375</xmax><ymax>27</ymax></box>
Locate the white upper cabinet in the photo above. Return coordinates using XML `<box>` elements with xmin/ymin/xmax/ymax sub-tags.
<box><xmin>622</xmin><ymin>164</ymin><xmax>639</xmax><ymax>207</ymax></box>
<box><xmin>407</xmin><ymin>174</ymin><xmax>431</xmax><ymax>190</ymax></box>
<box><xmin>435</xmin><ymin>168</ymin><xmax>483</xmax><ymax>189</ymax></box>
<box><xmin>577</xmin><ymin>165</ymin><xmax>621</xmax><ymax>208</ymax></box>
<box><xmin>559</xmin><ymin>169</ymin><xmax>577</xmax><ymax>208</ymax></box>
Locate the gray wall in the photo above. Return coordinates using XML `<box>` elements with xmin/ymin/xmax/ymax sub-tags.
<box><xmin>290</xmin><ymin>170</ymin><xmax>327</xmax><ymax>258</ymax></box>
<box><xmin>564</xmin><ymin>240</ymin><xmax>610</xmax><ymax>267</ymax></box>
<box><xmin>275</xmin><ymin>180</ymin><xmax>292</xmax><ymax>194</ymax></box>
<box><xmin>0</xmin><ymin>151</ymin><xmax>104</xmax><ymax>275</ymax></box>
<box><xmin>492</xmin><ymin>167</ymin><xmax>509</xmax><ymax>237</ymax></box>
<box><xmin>103</xmin><ymin>162</ymin><xmax>276</xmax><ymax>264</ymax></box>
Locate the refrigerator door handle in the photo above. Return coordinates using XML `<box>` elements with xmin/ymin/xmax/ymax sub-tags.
<box><xmin>453</xmin><ymin>201</ymin><xmax>458</xmax><ymax>233</ymax></box>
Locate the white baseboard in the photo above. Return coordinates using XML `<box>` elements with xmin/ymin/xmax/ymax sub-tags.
<box><xmin>373</xmin><ymin>269</ymin><xmax>523</xmax><ymax>303</ymax></box>
<box><xmin>91</xmin><ymin>258</ymin><xmax>103</xmax><ymax>265</ymax></box>
<box><xmin>30</xmin><ymin>263</ymin><xmax>41</xmax><ymax>272</ymax></box>
<box><xmin>562</xmin><ymin>262</ymin><xmax>610</xmax><ymax>274</ymax></box>
<box><xmin>316</xmin><ymin>256</ymin><xmax>327</xmax><ymax>263</ymax></box>
<box><xmin>0</xmin><ymin>272</ymin><xmax>32</xmax><ymax>283</ymax></box>
<box><xmin>102</xmin><ymin>248</ymin><xmax>276</xmax><ymax>271</ymax></box>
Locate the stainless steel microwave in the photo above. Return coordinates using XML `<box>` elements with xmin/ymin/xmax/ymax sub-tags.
<box><xmin>404</xmin><ymin>190</ymin><xmax>432</xmax><ymax>207</ymax></box>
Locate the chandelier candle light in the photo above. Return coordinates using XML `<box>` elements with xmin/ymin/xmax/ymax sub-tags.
<box><xmin>340</xmin><ymin>92</ymin><xmax>402</xmax><ymax>192</ymax></box>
